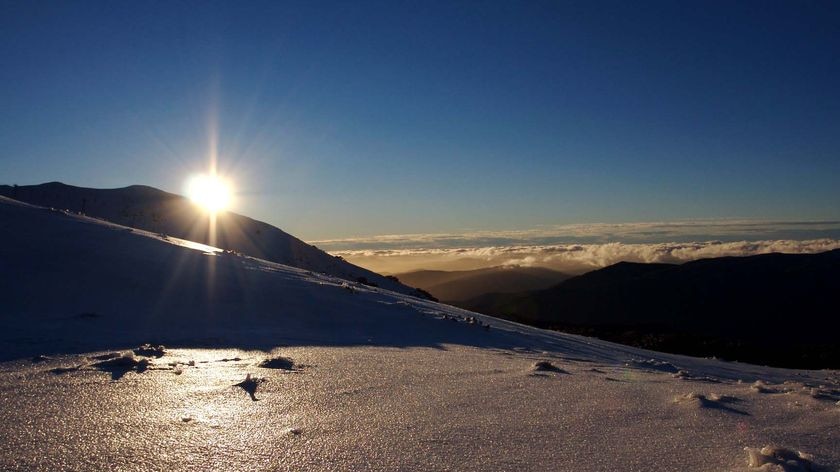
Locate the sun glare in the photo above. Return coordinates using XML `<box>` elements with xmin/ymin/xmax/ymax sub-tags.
<box><xmin>186</xmin><ymin>174</ymin><xmax>232</xmax><ymax>213</ymax></box>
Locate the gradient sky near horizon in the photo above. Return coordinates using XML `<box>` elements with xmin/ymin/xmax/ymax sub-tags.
<box><xmin>2</xmin><ymin>1</ymin><xmax>839</xmax><ymax>241</ymax></box>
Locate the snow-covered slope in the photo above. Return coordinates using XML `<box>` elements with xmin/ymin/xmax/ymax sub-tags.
<box><xmin>0</xmin><ymin>195</ymin><xmax>838</xmax><ymax>471</ymax></box>
<box><xmin>0</xmin><ymin>182</ymin><xmax>429</xmax><ymax>298</ymax></box>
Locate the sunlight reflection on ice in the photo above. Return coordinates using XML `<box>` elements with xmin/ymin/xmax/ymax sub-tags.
<box><xmin>166</xmin><ymin>236</ymin><xmax>223</xmax><ymax>255</ymax></box>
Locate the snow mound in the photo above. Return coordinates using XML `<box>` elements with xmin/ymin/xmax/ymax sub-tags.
<box><xmin>673</xmin><ymin>370</ymin><xmax>721</xmax><ymax>383</ymax></box>
<box><xmin>801</xmin><ymin>386</ymin><xmax>840</xmax><ymax>402</ymax></box>
<box><xmin>532</xmin><ymin>360</ymin><xmax>568</xmax><ymax>374</ymax></box>
<box><xmin>749</xmin><ymin>381</ymin><xmax>840</xmax><ymax>402</ymax></box>
<box><xmin>744</xmin><ymin>446</ymin><xmax>817</xmax><ymax>471</ymax></box>
<box><xmin>674</xmin><ymin>392</ymin><xmax>746</xmax><ymax>415</ymax></box>
<box><xmin>91</xmin><ymin>354</ymin><xmax>151</xmax><ymax>379</ymax></box>
<box><xmin>627</xmin><ymin>358</ymin><xmax>680</xmax><ymax>373</ymax></box>
<box><xmin>751</xmin><ymin>380</ymin><xmax>780</xmax><ymax>394</ymax></box>
<box><xmin>706</xmin><ymin>393</ymin><xmax>738</xmax><ymax>403</ymax></box>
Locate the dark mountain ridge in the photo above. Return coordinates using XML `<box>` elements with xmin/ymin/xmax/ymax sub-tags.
<box><xmin>0</xmin><ymin>182</ymin><xmax>429</xmax><ymax>298</ymax></box>
<box><xmin>394</xmin><ymin>266</ymin><xmax>569</xmax><ymax>302</ymax></box>
<box><xmin>459</xmin><ymin>250</ymin><xmax>840</xmax><ymax>368</ymax></box>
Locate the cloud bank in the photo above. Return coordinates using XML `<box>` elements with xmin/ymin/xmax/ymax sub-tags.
<box><xmin>332</xmin><ymin>239</ymin><xmax>840</xmax><ymax>274</ymax></box>
<box><xmin>313</xmin><ymin>220</ymin><xmax>840</xmax><ymax>251</ymax></box>
<box><xmin>310</xmin><ymin>220</ymin><xmax>840</xmax><ymax>274</ymax></box>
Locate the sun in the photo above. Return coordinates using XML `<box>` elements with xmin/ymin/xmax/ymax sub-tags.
<box><xmin>186</xmin><ymin>174</ymin><xmax>232</xmax><ymax>213</ymax></box>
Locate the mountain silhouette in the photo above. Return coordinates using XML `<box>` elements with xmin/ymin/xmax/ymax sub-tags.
<box><xmin>0</xmin><ymin>182</ymin><xmax>428</xmax><ymax>298</ymax></box>
<box><xmin>394</xmin><ymin>266</ymin><xmax>569</xmax><ymax>302</ymax></box>
<box><xmin>458</xmin><ymin>250</ymin><xmax>840</xmax><ymax>368</ymax></box>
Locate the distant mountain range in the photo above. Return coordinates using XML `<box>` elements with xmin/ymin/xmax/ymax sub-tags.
<box><xmin>0</xmin><ymin>182</ymin><xmax>429</xmax><ymax>298</ymax></box>
<box><xmin>457</xmin><ymin>250</ymin><xmax>840</xmax><ymax>368</ymax></box>
<box><xmin>394</xmin><ymin>266</ymin><xmax>570</xmax><ymax>302</ymax></box>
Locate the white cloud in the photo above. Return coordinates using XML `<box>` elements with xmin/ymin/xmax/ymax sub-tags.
<box><xmin>309</xmin><ymin>219</ymin><xmax>840</xmax><ymax>274</ymax></box>
<box><xmin>329</xmin><ymin>239</ymin><xmax>840</xmax><ymax>275</ymax></box>
<box><xmin>311</xmin><ymin>219</ymin><xmax>840</xmax><ymax>252</ymax></box>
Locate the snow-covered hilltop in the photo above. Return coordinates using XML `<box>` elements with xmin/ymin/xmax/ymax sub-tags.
<box><xmin>0</xmin><ymin>195</ymin><xmax>838</xmax><ymax>471</ymax></box>
<box><xmin>0</xmin><ymin>182</ymin><xmax>430</xmax><ymax>298</ymax></box>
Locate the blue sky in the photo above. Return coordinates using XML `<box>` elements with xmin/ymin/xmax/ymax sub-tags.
<box><xmin>2</xmin><ymin>1</ymin><xmax>839</xmax><ymax>240</ymax></box>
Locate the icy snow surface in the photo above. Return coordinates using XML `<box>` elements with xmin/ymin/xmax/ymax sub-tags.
<box><xmin>0</xmin><ymin>196</ymin><xmax>838</xmax><ymax>471</ymax></box>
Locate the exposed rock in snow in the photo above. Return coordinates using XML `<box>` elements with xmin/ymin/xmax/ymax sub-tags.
<box><xmin>89</xmin><ymin>352</ymin><xmax>122</xmax><ymax>361</ymax></box>
<box><xmin>283</xmin><ymin>427</ymin><xmax>302</xmax><ymax>436</ymax></box>
<box><xmin>48</xmin><ymin>365</ymin><xmax>82</xmax><ymax>375</ymax></box>
<box><xmin>133</xmin><ymin>344</ymin><xmax>166</xmax><ymax>358</ymax></box>
<box><xmin>213</xmin><ymin>358</ymin><xmax>243</xmax><ymax>363</ymax></box>
<box><xmin>234</xmin><ymin>373</ymin><xmax>265</xmax><ymax>401</ymax></box>
<box><xmin>258</xmin><ymin>356</ymin><xmax>296</xmax><ymax>371</ymax></box>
